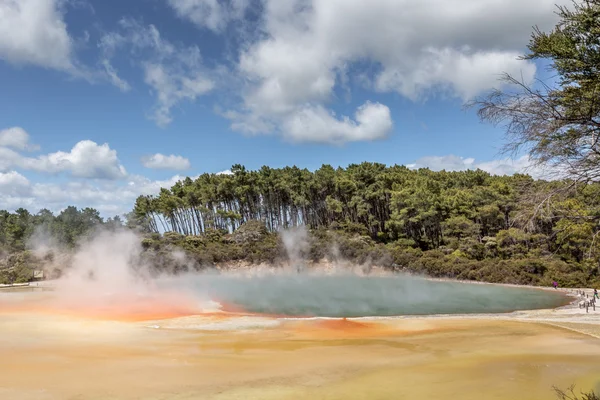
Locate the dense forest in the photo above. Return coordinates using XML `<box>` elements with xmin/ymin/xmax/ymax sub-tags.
<box><xmin>126</xmin><ymin>164</ymin><xmax>600</xmax><ymax>287</ymax></box>
<box><xmin>0</xmin><ymin>206</ymin><xmax>124</xmax><ymax>251</ymax></box>
<box><xmin>128</xmin><ymin>164</ymin><xmax>557</xmax><ymax>244</ymax></box>
<box><xmin>1</xmin><ymin>165</ymin><xmax>600</xmax><ymax>287</ymax></box>
<box><xmin>0</xmin><ymin>207</ymin><xmax>125</xmax><ymax>283</ymax></box>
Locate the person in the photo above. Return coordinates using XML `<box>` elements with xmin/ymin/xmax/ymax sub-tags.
<box><xmin>595</xmin><ymin>288</ymin><xmax>598</xmax><ymax>299</ymax></box>
<box><xmin>553</xmin><ymin>281</ymin><xmax>558</xmax><ymax>289</ymax></box>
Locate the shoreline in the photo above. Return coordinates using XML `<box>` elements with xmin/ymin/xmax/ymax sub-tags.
<box><xmin>2</xmin><ymin>271</ymin><xmax>597</xmax><ymax>332</ymax></box>
<box><xmin>2</xmin><ymin>274</ymin><xmax>600</xmax><ymax>399</ymax></box>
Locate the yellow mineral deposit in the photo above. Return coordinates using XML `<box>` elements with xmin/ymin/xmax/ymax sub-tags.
<box><xmin>1</xmin><ymin>289</ymin><xmax>600</xmax><ymax>400</ymax></box>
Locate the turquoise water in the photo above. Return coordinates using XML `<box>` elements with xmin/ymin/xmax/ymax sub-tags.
<box><xmin>170</xmin><ymin>274</ymin><xmax>570</xmax><ymax>317</ymax></box>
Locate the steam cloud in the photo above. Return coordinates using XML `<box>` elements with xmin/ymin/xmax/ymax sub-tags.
<box><xmin>280</xmin><ymin>225</ymin><xmax>309</xmax><ymax>272</ymax></box>
<box><xmin>11</xmin><ymin>226</ymin><xmax>568</xmax><ymax>321</ymax></box>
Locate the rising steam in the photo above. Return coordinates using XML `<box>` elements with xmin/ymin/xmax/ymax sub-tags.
<box><xmin>280</xmin><ymin>225</ymin><xmax>309</xmax><ymax>272</ymax></box>
<box><xmin>5</xmin><ymin>226</ymin><xmax>568</xmax><ymax>322</ymax></box>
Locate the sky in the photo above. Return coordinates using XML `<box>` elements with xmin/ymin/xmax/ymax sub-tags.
<box><xmin>0</xmin><ymin>0</ymin><xmax>569</xmax><ymax>217</ymax></box>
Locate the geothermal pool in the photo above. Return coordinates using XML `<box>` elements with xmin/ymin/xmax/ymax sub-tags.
<box><xmin>1</xmin><ymin>274</ymin><xmax>599</xmax><ymax>400</ymax></box>
<box><xmin>164</xmin><ymin>274</ymin><xmax>570</xmax><ymax>317</ymax></box>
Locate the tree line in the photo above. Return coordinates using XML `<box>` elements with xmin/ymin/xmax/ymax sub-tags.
<box><xmin>128</xmin><ymin>164</ymin><xmax>600</xmax><ymax>265</ymax></box>
<box><xmin>0</xmin><ymin>206</ymin><xmax>123</xmax><ymax>251</ymax></box>
<box><xmin>4</xmin><ymin>163</ymin><xmax>599</xmax><ymax>287</ymax></box>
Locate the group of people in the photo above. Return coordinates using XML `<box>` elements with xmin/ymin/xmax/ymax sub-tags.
<box><xmin>553</xmin><ymin>281</ymin><xmax>599</xmax><ymax>299</ymax></box>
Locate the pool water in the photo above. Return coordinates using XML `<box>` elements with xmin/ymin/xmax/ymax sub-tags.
<box><xmin>167</xmin><ymin>274</ymin><xmax>570</xmax><ymax>317</ymax></box>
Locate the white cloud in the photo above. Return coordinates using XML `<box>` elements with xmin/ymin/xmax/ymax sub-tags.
<box><xmin>476</xmin><ymin>157</ymin><xmax>558</xmax><ymax>180</ymax></box>
<box><xmin>407</xmin><ymin>155</ymin><xmax>476</xmax><ymax>172</ymax></box>
<box><xmin>144</xmin><ymin>61</ymin><xmax>214</xmax><ymax>126</ymax></box>
<box><xmin>1</xmin><ymin>0</ymin><xmax>568</xmax><ymax>143</ymax></box>
<box><xmin>408</xmin><ymin>154</ymin><xmax>555</xmax><ymax>179</ymax></box>
<box><xmin>373</xmin><ymin>48</ymin><xmax>536</xmax><ymax>101</ymax></box>
<box><xmin>0</xmin><ymin>127</ymin><xmax>38</xmax><ymax>151</ymax></box>
<box><xmin>28</xmin><ymin>140</ymin><xmax>127</xmax><ymax>179</ymax></box>
<box><xmin>101</xmin><ymin>59</ymin><xmax>131</xmax><ymax>92</ymax></box>
<box><xmin>0</xmin><ymin>0</ymin><xmax>572</xmax><ymax>143</ymax></box>
<box><xmin>166</xmin><ymin>0</ymin><xmax>250</xmax><ymax>32</ymax></box>
<box><xmin>216</xmin><ymin>169</ymin><xmax>233</xmax><ymax>175</ymax></box>
<box><xmin>126</xmin><ymin>174</ymin><xmax>192</xmax><ymax>196</ymax></box>
<box><xmin>0</xmin><ymin>133</ymin><xmax>201</xmax><ymax>215</ymax></box>
<box><xmin>100</xmin><ymin>19</ymin><xmax>215</xmax><ymax>126</ymax></box>
<box><xmin>223</xmin><ymin>0</ymin><xmax>568</xmax><ymax>143</ymax></box>
<box><xmin>141</xmin><ymin>153</ymin><xmax>191</xmax><ymax>170</ymax></box>
<box><xmin>0</xmin><ymin>139</ymin><xmax>127</xmax><ymax>180</ymax></box>
<box><xmin>283</xmin><ymin>102</ymin><xmax>392</xmax><ymax>144</ymax></box>
<box><xmin>0</xmin><ymin>171</ymin><xmax>31</xmax><ymax>196</ymax></box>
<box><xmin>0</xmin><ymin>147</ymin><xmax>23</xmax><ymax>172</ymax></box>
<box><xmin>0</xmin><ymin>172</ymin><xmax>193</xmax><ymax>216</ymax></box>
<box><xmin>0</xmin><ymin>0</ymin><xmax>74</xmax><ymax>71</ymax></box>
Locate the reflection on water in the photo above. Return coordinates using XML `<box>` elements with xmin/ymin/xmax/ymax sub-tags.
<box><xmin>163</xmin><ymin>274</ymin><xmax>570</xmax><ymax>317</ymax></box>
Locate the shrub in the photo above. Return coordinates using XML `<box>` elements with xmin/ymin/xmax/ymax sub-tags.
<box><xmin>553</xmin><ymin>385</ymin><xmax>599</xmax><ymax>400</ymax></box>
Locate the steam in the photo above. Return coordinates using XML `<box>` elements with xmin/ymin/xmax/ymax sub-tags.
<box><xmin>57</xmin><ymin>229</ymin><xmax>148</xmax><ymax>294</ymax></box>
<box><xmin>28</xmin><ymin>225</ymin><xmax>60</xmax><ymax>257</ymax></box>
<box><xmin>280</xmin><ymin>225</ymin><xmax>309</xmax><ymax>272</ymax></box>
<box><xmin>20</xmin><ymin>228</ymin><xmax>209</xmax><ymax>319</ymax></box>
<box><xmin>11</xmin><ymin>226</ymin><xmax>567</xmax><ymax>322</ymax></box>
<box><xmin>27</xmin><ymin>225</ymin><xmax>69</xmax><ymax>279</ymax></box>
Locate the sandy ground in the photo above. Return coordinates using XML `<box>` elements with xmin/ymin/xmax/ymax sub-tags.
<box><xmin>1</xmin><ymin>286</ymin><xmax>600</xmax><ymax>400</ymax></box>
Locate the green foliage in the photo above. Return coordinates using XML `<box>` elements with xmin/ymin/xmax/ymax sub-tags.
<box><xmin>471</xmin><ymin>0</ymin><xmax>600</xmax><ymax>181</ymax></box>
<box><xmin>125</xmin><ymin>163</ymin><xmax>600</xmax><ymax>286</ymax></box>
<box><xmin>3</xmin><ymin>161</ymin><xmax>600</xmax><ymax>288</ymax></box>
<box><xmin>0</xmin><ymin>206</ymin><xmax>122</xmax><ymax>253</ymax></box>
<box><xmin>0</xmin><ymin>251</ymin><xmax>40</xmax><ymax>284</ymax></box>
<box><xmin>0</xmin><ymin>207</ymin><xmax>123</xmax><ymax>284</ymax></box>
<box><xmin>443</xmin><ymin>216</ymin><xmax>480</xmax><ymax>240</ymax></box>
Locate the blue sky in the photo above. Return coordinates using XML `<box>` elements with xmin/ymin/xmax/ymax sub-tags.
<box><xmin>0</xmin><ymin>0</ymin><xmax>568</xmax><ymax>216</ymax></box>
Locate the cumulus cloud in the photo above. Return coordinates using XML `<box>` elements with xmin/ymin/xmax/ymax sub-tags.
<box><xmin>0</xmin><ymin>132</ymin><xmax>203</xmax><ymax>215</ymax></box>
<box><xmin>0</xmin><ymin>127</ymin><xmax>39</xmax><ymax>151</ymax></box>
<box><xmin>126</xmin><ymin>174</ymin><xmax>193</xmax><ymax>196</ymax></box>
<box><xmin>0</xmin><ymin>171</ymin><xmax>32</xmax><ymax>197</ymax></box>
<box><xmin>27</xmin><ymin>140</ymin><xmax>127</xmax><ymax>179</ymax></box>
<box><xmin>0</xmin><ymin>147</ymin><xmax>22</xmax><ymax>172</ymax></box>
<box><xmin>0</xmin><ymin>170</ymin><xmax>195</xmax><ymax>216</ymax></box>
<box><xmin>166</xmin><ymin>0</ymin><xmax>250</xmax><ymax>32</ymax></box>
<box><xmin>373</xmin><ymin>48</ymin><xmax>535</xmax><ymax>101</ymax></box>
<box><xmin>220</xmin><ymin>0</ymin><xmax>569</xmax><ymax>143</ymax></box>
<box><xmin>141</xmin><ymin>153</ymin><xmax>191</xmax><ymax>170</ymax></box>
<box><xmin>99</xmin><ymin>19</ymin><xmax>215</xmax><ymax>126</ymax></box>
<box><xmin>1</xmin><ymin>0</ymin><xmax>570</xmax><ymax>143</ymax></box>
<box><xmin>407</xmin><ymin>154</ymin><xmax>555</xmax><ymax>179</ymax></box>
<box><xmin>0</xmin><ymin>0</ymin><xmax>74</xmax><ymax>71</ymax></box>
<box><xmin>283</xmin><ymin>102</ymin><xmax>392</xmax><ymax>144</ymax></box>
<box><xmin>0</xmin><ymin>139</ymin><xmax>127</xmax><ymax>180</ymax></box>
<box><xmin>242</xmin><ymin>0</ymin><xmax>564</xmax><ymax>102</ymax></box>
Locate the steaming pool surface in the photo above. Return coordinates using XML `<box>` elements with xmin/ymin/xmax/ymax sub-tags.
<box><xmin>170</xmin><ymin>274</ymin><xmax>570</xmax><ymax>317</ymax></box>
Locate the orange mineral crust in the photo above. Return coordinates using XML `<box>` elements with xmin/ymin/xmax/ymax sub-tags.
<box><xmin>1</xmin><ymin>308</ymin><xmax>600</xmax><ymax>400</ymax></box>
<box><xmin>0</xmin><ymin>291</ymin><xmax>212</xmax><ymax>322</ymax></box>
